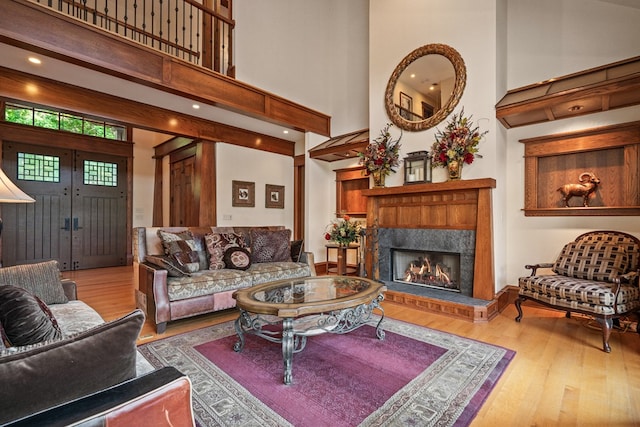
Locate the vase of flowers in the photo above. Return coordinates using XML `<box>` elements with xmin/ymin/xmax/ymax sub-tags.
<box><xmin>358</xmin><ymin>124</ymin><xmax>402</xmax><ymax>188</ymax></box>
<box><xmin>324</xmin><ymin>214</ymin><xmax>362</xmax><ymax>246</ymax></box>
<box><xmin>430</xmin><ymin>108</ymin><xmax>487</xmax><ymax>181</ymax></box>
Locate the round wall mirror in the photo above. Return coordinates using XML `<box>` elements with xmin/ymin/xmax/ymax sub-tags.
<box><xmin>384</xmin><ymin>44</ymin><xmax>466</xmax><ymax>132</ymax></box>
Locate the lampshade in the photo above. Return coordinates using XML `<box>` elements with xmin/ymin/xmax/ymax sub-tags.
<box><xmin>0</xmin><ymin>168</ymin><xmax>35</xmax><ymax>203</ymax></box>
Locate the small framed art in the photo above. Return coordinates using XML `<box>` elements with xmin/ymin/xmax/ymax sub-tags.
<box><xmin>232</xmin><ymin>180</ymin><xmax>255</xmax><ymax>207</ymax></box>
<box><xmin>265</xmin><ymin>184</ymin><xmax>284</xmax><ymax>208</ymax></box>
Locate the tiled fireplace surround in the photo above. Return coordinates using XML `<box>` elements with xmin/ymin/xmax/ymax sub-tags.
<box><xmin>362</xmin><ymin>178</ymin><xmax>502</xmax><ymax>322</ymax></box>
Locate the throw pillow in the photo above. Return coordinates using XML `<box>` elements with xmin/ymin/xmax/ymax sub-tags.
<box><xmin>250</xmin><ymin>229</ymin><xmax>292</xmax><ymax>263</ymax></box>
<box><xmin>0</xmin><ymin>260</ymin><xmax>67</xmax><ymax>304</ymax></box>
<box><xmin>144</xmin><ymin>255</ymin><xmax>192</xmax><ymax>277</ymax></box>
<box><xmin>0</xmin><ymin>309</ymin><xmax>144</xmax><ymax>425</ymax></box>
<box><xmin>553</xmin><ymin>240</ymin><xmax>629</xmax><ymax>283</ymax></box>
<box><xmin>223</xmin><ymin>247</ymin><xmax>252</xmax><ymax>270</ymax></box>
<box><xmin>157</xmin><ymin>230</ymin><xmax>200</xmax><ymax>273</ymax></box>
<box><xmin>0</xmin><ymin>285</ymin><xmax>62</xmax><ymax>347</ymax></box>
<box><xmin>205</xmin><ymin>232</ymin><xmax>247</xmax><ymax>270</ymax></box>
<box><xmin>290</xmin><ymin>239</ymin><xmax>304</xmax><ymax>262</ymax></box>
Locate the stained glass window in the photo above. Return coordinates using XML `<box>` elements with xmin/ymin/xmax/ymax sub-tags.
<box><xmin>84</xmin><ymin>160</ymin><xmax>117</xmax><ymax>186</ymax></box>
<box><xmin>17</xmin><ymin>152</ymin><xmax>60</xmax><ymax>182</ymax></box>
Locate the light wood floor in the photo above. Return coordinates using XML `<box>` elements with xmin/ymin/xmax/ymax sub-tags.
<box><xmin>63</xmin><ymin>266</ymin><xmax>640</xmax><ymax>426</ymax></box>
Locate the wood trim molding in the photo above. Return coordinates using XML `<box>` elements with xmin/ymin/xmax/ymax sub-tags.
<box><xmin>0</xmin><ymin>67</ymin><xmax>296</xmax><ymax>157</ymax></box>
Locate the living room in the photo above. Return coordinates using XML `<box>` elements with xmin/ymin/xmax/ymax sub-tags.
<box><xmin>1</xmin><ymin>0</ymin><xmax>639</xmax><ymax>425</ymax></box>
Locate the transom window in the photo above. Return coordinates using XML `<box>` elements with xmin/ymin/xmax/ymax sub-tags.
<box><xmin>4</xmin><ymin>102</ymin><xmax>126</xmax><ymax>141</ymax></box>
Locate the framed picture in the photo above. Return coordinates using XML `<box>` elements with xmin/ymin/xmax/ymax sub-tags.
<box><xmin>265</xmin><ymin>184</ymin><xmax>284</xmax><ymax>209</ymax></box>
<box><xmin>399</xmin><ymin>91</ymin><xmax>413</xmax><ymax>119</ymax></box>
<box><xmin>232</xmin><ymin>180</ymin><xmax>255</xmax><ymax>207</ymax></box>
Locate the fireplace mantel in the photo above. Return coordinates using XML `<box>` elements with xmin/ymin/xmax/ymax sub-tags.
<box><xmin>361</xmin><ymin>178</ymin><xmax>496</xmax><ymax>198</ymax></box>
<box><xmin>363</xmin><ymin>178</ymin><xmax>496</xmax><ymax>305</ymax></box>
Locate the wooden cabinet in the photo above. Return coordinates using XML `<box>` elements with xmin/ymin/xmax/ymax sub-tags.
<box><xmin>334</xmin><ymin>167</ymin><xmax>368</xmax><ymax>217</ymax></box>
<box><xmin>521</xmin><ymin>121</ymin><xmax>640</xmax><ymax>216</ymax></box>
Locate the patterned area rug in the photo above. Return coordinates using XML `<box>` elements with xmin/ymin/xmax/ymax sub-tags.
<box><xmin>138</xmin><ymin>317</ymin><xmax>514</xmax><ymax>426</ymax></box>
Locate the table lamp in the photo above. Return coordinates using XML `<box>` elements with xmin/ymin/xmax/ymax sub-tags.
<box><xmin>0</xmin><ymin>167</ymin><xmax>35</xmax><ymax>239</ymax></box>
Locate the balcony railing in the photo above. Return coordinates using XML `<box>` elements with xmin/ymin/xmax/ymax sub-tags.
<box><xmin>29</xmin><ymin>0</ymin><xmax>235</xmax><ymax>77</ymax></box>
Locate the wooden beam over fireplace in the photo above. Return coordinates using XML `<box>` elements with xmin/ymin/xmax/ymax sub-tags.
<box><xmin>362</xmin><ymin>178</ymin><xmax>496</xmax><ymax>301</ymax></box>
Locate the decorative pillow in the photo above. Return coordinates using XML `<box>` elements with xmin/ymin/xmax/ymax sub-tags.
<box><xmin>553</xmin><ymin>241</ymin><xmax>629</xmax><ymax>283</ymax></box>
<box><xmin>290</xmin><ymin>239</ymin><xmax>304</xmax><ymax>262</ymax></box>
<box><xmin>250</xmin><ymin>229</ymin><xmax>292</xmax><ymax>263</ymax></box>
<box><xmin>205</xmin><ymin>232</ymin><xmax>247</xmax><ymax>270</ymax></box>
<box><xmin>0</xmin><ymin>285</ymin><xmax>62</xmax><ymax>347</ymax></box>
<box><xmin>144</xmin><ymin>255</ymin><xmax>192</xmax><ymax>277</ymax></box>
<box><xmin>0</xmin><ymin>309</ymin><xmax>144</xmax><ymax>425</ymax></box>
<box><xmin>0</xmin><ymin>260</ymin><xmax>67</xmax><ymax>304</ymax></box>
<box><xmin>157</xmin><ymin>230</ymin><xmax>200</xmax><ymax>273</ymax></box>
<box><xmin>223</xmin><ymin>247</ymin><xmax>252</xmax><ymax>271</ymax></box>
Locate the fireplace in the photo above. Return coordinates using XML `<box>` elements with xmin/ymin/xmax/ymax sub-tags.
<box><xmin>392</xmin><ymin>248</ymin><xmax>461</xmax><ymax>292</ymax></box>
<box><xmin>378</xmin><ymin>228</ymin><xmax>475</xmax><ymax>297</ymax></box>
<box><xmin>362</xmin><ymin>179</ymin><xmax>497</xmax><ymax>309</ymax></box>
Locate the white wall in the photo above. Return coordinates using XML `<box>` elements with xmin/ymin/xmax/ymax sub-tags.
<box><xmin>216</xmin><ymin>143</ymin><xmax>294</xmax><ymax>228</ymax></box>
<box><xmin>131</xmin><ymin>128</ymin><xmax>171</xmax><ymax>227</ymax></box>
<box><xmin>369</xmin><ymin>0</ymin><xmax>506</xmax><ymax>288</ymax></box>
<box><xmin>503</xmin><ymin>0</ymin><xmax>640</xmax><ymax>286</ymax></box>
<box><xmin>234</xmin><ymin>0</ymin><xmax>370</xmax><ymax>259</ymax></box>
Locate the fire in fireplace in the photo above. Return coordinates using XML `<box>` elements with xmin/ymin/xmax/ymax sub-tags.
<box><xmin>392</xmin><ymin>249</ymin><xmax>461</xmax><ymax>292</ymax></box>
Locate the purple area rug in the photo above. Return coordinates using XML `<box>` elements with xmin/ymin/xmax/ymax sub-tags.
<box><xmin>195</xmin><ymin>326</ymin><xmax>446</xmax><ymax>426</ymax></box>
<box><xmin>139</xmin><ymin>317</ymin><xmax>515</xmax><ymax>426</ymax></box>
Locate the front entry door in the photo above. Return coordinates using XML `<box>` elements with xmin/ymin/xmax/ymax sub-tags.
<box><xmin>2</xmin><ymin>142</ymin><xmax>127</xmax><ymax>270</ymax></box>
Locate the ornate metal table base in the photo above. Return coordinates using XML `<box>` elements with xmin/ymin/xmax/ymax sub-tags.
<box><xmin>234</xmin><ymin>294</ymin><xmax>385</xmax><ymax>385</ymax></box>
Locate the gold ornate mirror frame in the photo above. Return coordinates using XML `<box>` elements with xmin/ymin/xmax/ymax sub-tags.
<box><xmin>384</xmin><ymin>44</ymin><xmax>467</xmax><ymax>132</ymax></box>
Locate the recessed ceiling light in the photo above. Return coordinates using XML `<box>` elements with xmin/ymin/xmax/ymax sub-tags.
<box><xmin>192</xmin><ymin>104</ymin><xmax>200</xmax><ymax>109</ymax></box>
<box><xmin>28</xmin><ymin>57</ymin><xmax>41</xmax><ymax>65</ymax></box>
<box><xmin>283</xmin><ymin>130</ymin><xmax>289</xmax><ymax>134</ymax></box>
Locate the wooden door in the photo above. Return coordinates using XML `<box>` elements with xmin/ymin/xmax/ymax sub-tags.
<box><xmin>2</xmin><ymin>143</ymin><xmax>127</xmax><ymax>270</ymax></box>
<box><xmin>170</xmin><ymin>155</ymin><xmax>197</xmax><ymax>226</ymax></box>
<box><xmin>71</xmin><ymin>151</ymin><xmax>127</xmax><ymax>269</ymax></box>
<box><xmin>2</xmin><ymin>143</ymin><xmax>72</xmax><ymax>269</ymax></box>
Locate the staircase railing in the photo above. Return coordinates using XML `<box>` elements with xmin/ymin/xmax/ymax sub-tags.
<box><xmin>29</xmin><ymin>0</ymin><xmax>235</xmax><ymax>77</ymax></box>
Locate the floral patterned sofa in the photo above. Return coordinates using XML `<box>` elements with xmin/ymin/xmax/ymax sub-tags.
<box><xmin>133</xmin><ymin>226</ymin><xmax>315</xmax><ymax>333</ymax></box>
<box><xmin>0</xmin><ymin>261</ymin><xmax>196</xmax><ymax>425</ymax></box>
<box><xmin>515</xmin><ymin>230</ymin><xmax>640</xmax><ymax>352</ymax></box>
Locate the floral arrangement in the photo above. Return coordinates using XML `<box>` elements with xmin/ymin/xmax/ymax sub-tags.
<box><xmin>430</xmin><ymin>108</ymin><xmax>487</xmax><ymax>167</ymax></box>
<box><xmin>324</xmin><ymin>215</ymin><xmax>362</xmax><ymax>246</ymax></box>
<box><xmin>358</xmin><ymin>124</ymin><xmax>402</xmax><ymax>175</ymax></box>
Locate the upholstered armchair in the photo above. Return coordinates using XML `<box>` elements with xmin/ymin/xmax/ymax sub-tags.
<box><xmin>515</xmin><ymin>230</ymin><xmax>640</xmax><ymax>352</ymax></box>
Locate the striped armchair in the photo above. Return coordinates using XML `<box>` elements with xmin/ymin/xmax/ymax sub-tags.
<box><xmin>515</xmin><ymin>230</ymin><xmax>640</xmax><ymax>352</ymax></box>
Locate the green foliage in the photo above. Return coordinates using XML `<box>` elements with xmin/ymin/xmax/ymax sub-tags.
<box><xmin>4</xmin><ymin>103</ymin><xmax>124</xmax><ymax>141</ymax></box>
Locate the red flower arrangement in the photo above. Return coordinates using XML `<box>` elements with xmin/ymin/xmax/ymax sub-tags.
<box><xmin>430</xmin><ymin>108</ymin><xmax>487</xmax><ymax>168</ymax></box>
<box><xmin>324</xmin><ymin>214</ymin><xmax>362</xmax><ymax>246</ymax></box>
<box><xmin>358</xmin><ymin>124</ymin><xmax>402</xmax><ymax>176</ymax></box>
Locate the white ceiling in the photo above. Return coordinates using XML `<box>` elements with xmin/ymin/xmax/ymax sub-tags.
<box><xmin>0</xmin><ymin>43</ymin><xmax>306</xmax><ymax>144</ymax></box>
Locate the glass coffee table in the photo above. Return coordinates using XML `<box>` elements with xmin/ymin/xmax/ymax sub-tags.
<box><xmin>232</xmin><ymin>276</ymin><xmax>386</xmax><ymax>385</ymax></box>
